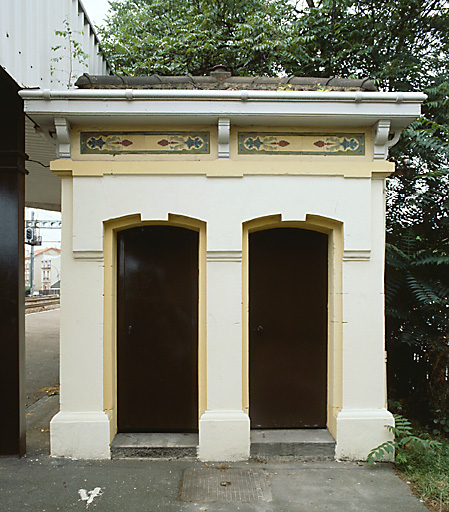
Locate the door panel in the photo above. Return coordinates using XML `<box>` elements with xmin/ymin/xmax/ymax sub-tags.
<box><xmin>117</xmin><ymin>225</ymin><xmax>199</xmax><ymax>432</ymax></box>
<box><xmin>249</xmin><ymin>228</ymin><xmax>328</xmax><ymax>429</ymax></box>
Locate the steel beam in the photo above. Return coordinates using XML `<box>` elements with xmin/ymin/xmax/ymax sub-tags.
<box><xmin>0</xmin><ymin>66</ymin><xmax>26</xmax><ymax>456</ymax></box>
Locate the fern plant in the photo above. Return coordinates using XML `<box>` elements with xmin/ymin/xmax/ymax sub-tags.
<box><xmin>385</xmin><ymin>158</ymin><xmax>449</xmax><ymax>429</ymax></box>
<box><xmin>368</xmin><ymin>415</ymin><xmax>442</xmax><ymax>465</ymax></box>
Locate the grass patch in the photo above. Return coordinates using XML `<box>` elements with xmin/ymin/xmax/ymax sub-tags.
<box><xmin>396</xmin><ymin>437</ymin><xmax>449</xmax><ymax>511</ymax></box>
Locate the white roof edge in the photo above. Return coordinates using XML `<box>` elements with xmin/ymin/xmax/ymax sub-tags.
<box><xmin>19</xmin><ymin>89</ymin><xmax>427</xmax><ymax>103</ymax></box>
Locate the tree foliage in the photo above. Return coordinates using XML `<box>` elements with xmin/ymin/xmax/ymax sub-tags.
<box><xmin>99</xmin><ymin>0</ymin><xmax>449</xmax><ymax>85</ymax></box>
<box><xmin>99</xmin><ymin>0</ymin><xmax>449</xmax><ymax>429</ymax></box>
<box><xmin>98</xmin><ymin>0</ymin><xmax>298</xmax><ymax>76</ymax></box>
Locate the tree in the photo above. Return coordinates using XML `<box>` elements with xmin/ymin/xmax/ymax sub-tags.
<box><xmin>99</xmin><ymin>0</ymin><xmax>449</xmax><ymax>429</ymax></box>
<box><xmin>98</xmin><ymin>0</ymin><xmax>298</xmax><ymax>76</ymax></box>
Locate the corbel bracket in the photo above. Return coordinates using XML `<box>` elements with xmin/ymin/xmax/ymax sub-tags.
<box><xmin>373</xmin><ymin>120</ymin><xmax>401</xmax><ymax>160</ymax></box>
<box><xmin>218</xmin><ymin>118</ymin><xmax>230</xmax><ymax>159</ymax></box>
<box><xmin>54</xmin><ymin>117</ymin><xmax>71</xmax><ymax>158</ymax></box>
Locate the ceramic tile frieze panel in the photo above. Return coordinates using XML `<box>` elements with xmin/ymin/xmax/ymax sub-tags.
<box><xmin>80</xmin><ymin>132</ymin><xmax>210</xmax><ymax>154</ymax></box>
<box><xmin>238</xmin><ymin>132</ymin><xmax>365</xmax><ymax>155</ymax></box>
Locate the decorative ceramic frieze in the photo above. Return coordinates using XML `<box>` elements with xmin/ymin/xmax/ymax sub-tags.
<box><xmin>238</xmin><ymin>132</ymin><xmax>365</xmax><ymax>156</ymax></box>
<box><xmin>80</xmin><ymin>132</ymin><xmax>210</xmax><ymax>154</ymax></box>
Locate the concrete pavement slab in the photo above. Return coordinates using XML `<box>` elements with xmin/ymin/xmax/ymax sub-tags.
<box><xmin>0</xmin><ymin>453</ymin><xmax>427</xmax><ymax>511</ymax></box>
<box><xmin>4</xmin><ymin>307</ymin><xmax>426</xmax><ymax>512</ymax></box>
<box><xmin>25</xmin><ymin>309</ymin><xmax>60</xmax><ymax>408</ymax></box>
<box><xmin>2</xmin><ymin>393</ymin><xmax>426</xmax><ymax>512</ymax></box>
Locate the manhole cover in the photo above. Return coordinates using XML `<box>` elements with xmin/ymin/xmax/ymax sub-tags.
<box><xmin>180</xmin><ymin>468</ymin><xmax>272</xmax><ymax>502</ymax></box>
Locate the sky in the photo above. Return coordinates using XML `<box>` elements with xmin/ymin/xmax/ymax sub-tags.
<box><xmin>81</xmin><ymin>0</ymin><xmax>111</xmax><ymax>27</ymax></box>
<box><xmin>80</xmin><ymin>0</ymin><xmax>305</xmax><ymax>27</ymax></box>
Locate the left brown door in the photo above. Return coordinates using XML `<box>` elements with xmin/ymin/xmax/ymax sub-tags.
<box><xmin>117</xmin><ymin>225</ymin><xmax>199</xmax><ymax>432</ymax></box>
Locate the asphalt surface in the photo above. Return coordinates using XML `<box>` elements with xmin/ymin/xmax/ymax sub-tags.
<box><xmin>25</xmin><ymin>308</ymin><xmax>60</xmax><ymax>408</ymax></box>
<box><xmin>0</xmin><ymin>309</ymin><xmax>428</xmax><ymax>511</ymax></box>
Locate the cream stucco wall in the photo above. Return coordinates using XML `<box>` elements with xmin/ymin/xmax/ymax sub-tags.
<box><xmin>50</xmin><ymin>125</ymin><xmax>394</xmax><ymax>460</ymax></box>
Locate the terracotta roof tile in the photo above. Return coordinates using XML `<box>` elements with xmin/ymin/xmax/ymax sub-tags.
<box><xmin>75</xmin><ymin>70</ymin><xmax>376</xmax><ymax>92</ymax></box>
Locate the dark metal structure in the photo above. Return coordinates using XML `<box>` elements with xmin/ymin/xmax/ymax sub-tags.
<box><xmin>0</xmin><ymin>66</ymin><xmax>26</xmax><ymax>455</ymax></box>
<box><xmin>117</xmin><ymin>226</ymin><xmax>199</xmax><ymax>432</ymax></box>
<box><xmin>249</xmin><ymin>228</ymin><xmax>328</xmax><ymax>429</ymax></box>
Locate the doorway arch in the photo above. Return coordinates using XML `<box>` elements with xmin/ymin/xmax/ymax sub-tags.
<box><xmin>242</xmin><ymin>215</ymin><xmax>343</xmax><ymax>436</ymax></box>
<box><xmin>103</xmin><ymin>214</ymin><xmax>206</xmax><ymax>439</ymax></box>
<box><xmin>249</xmin><ymin>227</ymin><xmax>328</xmax><ymax>428</ymax></box>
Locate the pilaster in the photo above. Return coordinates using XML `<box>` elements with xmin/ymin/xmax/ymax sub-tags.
<box><xmin>199</xmin><ymin>249</ymin><xmax>250</xmax><ymax>461</ymax></box>
<box><xmin>50</xmin><ymin>176</ymin><xmax>110</xmax><ymax>458</ymax></box>
<box><xmin>336</xmin><ymin>177</ymin><xmax>392</xmax><ymax>460</ymax></box>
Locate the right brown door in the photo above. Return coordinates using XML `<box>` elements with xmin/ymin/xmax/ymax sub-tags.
<box><xmin>249</xmin><ymin>228</ymin><xmax>328</xmax><ymax>429</ymax></box>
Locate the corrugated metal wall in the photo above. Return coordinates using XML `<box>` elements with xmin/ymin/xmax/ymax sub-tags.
<box><xmin>0</xmin><ymin>0</ymin><xmax>110</xmax><ymax>89</ymax></box>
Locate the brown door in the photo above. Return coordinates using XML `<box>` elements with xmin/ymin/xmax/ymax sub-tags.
<box><xmin>249</xmin><ymin>228</ymin><xmax>328</xmax><ymax>429</ymax></box>
<box><xmin>117</xmin><ymin>225</ymin><xmax>199</xmax><ymax>432</ymax></box>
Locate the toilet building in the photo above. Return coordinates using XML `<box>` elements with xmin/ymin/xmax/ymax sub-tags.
<box><xmin>21</xmin><ymin>73</ymin><xmax>425</xmax><ymax>461</ymax></box>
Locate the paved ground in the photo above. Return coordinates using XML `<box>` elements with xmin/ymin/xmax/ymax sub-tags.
<box><xmin>0</xmin><ymin>309</ymin><xmax>428</xmax><ymax>511</ymax></box>
<box><xmin>25</xmin><ymin>309</ymin><xmax>60</xmax><ymax>408</ymax></box>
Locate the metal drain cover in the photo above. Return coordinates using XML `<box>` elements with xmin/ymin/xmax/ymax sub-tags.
<box><xmin>180</xmin><ymin>468</ymin><xmax>272</xmax><ymax>502</ymax></box>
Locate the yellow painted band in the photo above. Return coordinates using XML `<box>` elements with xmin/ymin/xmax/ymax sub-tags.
<box><xmin>51</xmin><ymin>158</ymin><xmax>394</xmax><ymax>178</ymax></box>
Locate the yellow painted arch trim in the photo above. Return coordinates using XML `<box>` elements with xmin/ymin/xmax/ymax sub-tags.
<box><xmin>103</xmin><ymin>213</ymin><xmax>207</xmax><ymax>440</ymax></box>
<box><xmin>242</xmin><ymin>214</ymin><xmax>343</xmax><ymax>438</ymax></box>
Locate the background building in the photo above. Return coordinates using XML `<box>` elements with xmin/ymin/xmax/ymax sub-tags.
<box><xmin>25</xmin><ymin>247</ymin><xmax>61</xmax><ymax>294</ymax></box>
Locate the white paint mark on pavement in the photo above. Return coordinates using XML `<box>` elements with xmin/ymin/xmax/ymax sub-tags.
<box><xmin>78</xmin><ymin>487</ymin><xmax>103</xmax><ymax>507</ymax></box>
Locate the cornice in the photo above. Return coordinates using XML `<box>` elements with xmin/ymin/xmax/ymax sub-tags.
<box><xmin>20</xmin><ymin>89</ymin><xmax>426</xmax><ymax>162</ymax></box>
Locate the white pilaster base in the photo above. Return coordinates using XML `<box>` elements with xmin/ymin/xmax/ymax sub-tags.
<box><xmin>50</xmin><ymin>411</ymin><xmax>111</xmax><ymax>459</ymax></box>
<box><xmin>336</xmin><ymin>409</ymin><xmax>394</xmax><ymax>461</ymax></box>
<box><xmin>199</xmin><ymin>410</ymin><xmax>250</xmax><ymax>461</ymax></box>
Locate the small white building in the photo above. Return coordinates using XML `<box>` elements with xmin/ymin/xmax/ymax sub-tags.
<box><xmin>25</xmin><ymin>247</ymin><xmax>61</xmax><ymax>293</ymax></box>
<box><xmin>21</xmin><ymin>71</ymin><xmax>425</xmax><ymax>461</ymax></box>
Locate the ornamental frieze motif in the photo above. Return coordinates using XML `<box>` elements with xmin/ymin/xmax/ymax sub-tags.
<box><xmin>238</xmin><ymin>132</ymin><xmax>365</xmax><ymax>155</ymax></box>
<box><xmin>80</xmin><ymin>132</ymin><xmax>210</xmax><ymax>154</ymax></box>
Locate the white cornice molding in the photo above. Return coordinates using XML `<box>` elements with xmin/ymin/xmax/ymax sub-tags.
<box><xmin>73</xmin><ymin>250</ymin><xmax>104</xmax><ymax>262</ymax></box>
<box><xmin>343</xmin><ymin>250</ymin><xmax>371</xmax><ymax>261</ymax></box>
<box><xmin>207</xmin><ymin>250</ymin><xmax>242</xmax><ymax>262</ymax></box>
<box><xmin>21</xmin><ymin>90</ymin><xmax>426</xmax><ymax>139</ymax></box>
<box><xmin>54</xmin><ymin>117</ymin><xmax>71</xmax><ymax>158</ymax></box>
